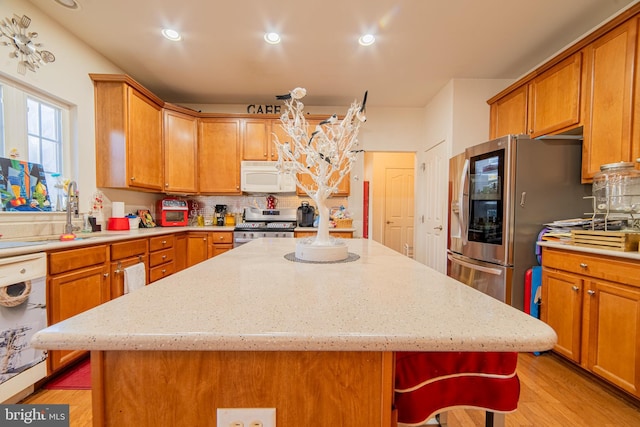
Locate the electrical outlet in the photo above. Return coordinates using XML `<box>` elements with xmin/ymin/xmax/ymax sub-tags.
<box><xmin>217</xmin><ymin>408</ymin><xmax>276</xmax><ymax>427</ymax></box>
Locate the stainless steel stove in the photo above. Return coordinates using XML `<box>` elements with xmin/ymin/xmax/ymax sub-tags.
<box><xmin>233</xmin><ymin>207</ymin><xmax>297</xmax><ymax>247</ymax></box>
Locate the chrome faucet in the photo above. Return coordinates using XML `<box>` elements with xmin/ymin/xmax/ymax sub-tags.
<box><xmin>65</xmin><ymin>181</ymin><xmax>78</xmax><ymax>235</ymax></box>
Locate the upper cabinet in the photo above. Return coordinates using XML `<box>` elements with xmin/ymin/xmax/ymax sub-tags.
<box><xmin>163</xmin><ymin>106</ymin><xmax>198</xmax><ymax>194</ymax></box>
<box><xmin>489</xmin><ymin>53</ymin><xmax>582</xmax><ymax>139</ymax></box>
<box><xmin>91</xmin><ymin>74</ymin><xmax>164</xmax><ymax>191</ymax></box>
<box><xmin>528</xmin><ymin>53</ymin><xmax>582</xmax><ymax>138</ymax></box>
<box><xmin>198</xmin><ymin>118</ymin><xmax>242</xmax><ymax>194</ymax></box>
<box><xmin>582</xmin><ymin>18</ymin><xmax>637</xmax><ymax>181</ymax></box>
<box><xmin>488</xmin><ymin>5</ymin><xmax>640</xmax><ymax>183</ymax></box>
<box><xmin>242</xmin><ymin>119</ymin><xmax>274</xmax><ymax>161</ymax></box>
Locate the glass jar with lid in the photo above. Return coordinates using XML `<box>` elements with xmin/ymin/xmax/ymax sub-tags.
<box><xmin>592</xmin><ymin>161</ymin><xmax>640</xmax><ymax>213</ymax></box>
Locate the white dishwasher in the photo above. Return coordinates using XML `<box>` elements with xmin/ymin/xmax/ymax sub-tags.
<box><xmin>0</xmin><ymin>252</ymin><xmax>47</xmax><ymax>403</ymax></box>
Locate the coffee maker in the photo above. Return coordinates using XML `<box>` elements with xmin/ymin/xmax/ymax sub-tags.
<box><xmin>297</xmin><ymin>201</ymin><xmax>315</xmax><ymax>227</ymax></box>
<box><xmin>215</xmin><ymin>204</ymin><xmax>227</xmax><ymax>226</ymax></box>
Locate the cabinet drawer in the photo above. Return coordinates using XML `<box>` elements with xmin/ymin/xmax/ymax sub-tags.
<box><xmin>149</xmin><ymin>261</ymin><xmax>175</xmax><ymax>282</ymax></box>
<box><xmin>149</xmin><ymin>235</ymin><xmax>174</xmax><ymax>252</ymax></box>
<box><xmin>49</xmin><ymin>245</ymin><xmax>108</xmax><ymax>275</ymax></box>
<box><xmin>149</xmin><ymin>248</ymin><xmax>174</xmax><ymax>267</ymax></box>
<box><xmin>210</xmin><ymin>231</ymin><xmax>233</xmax><ymax>244</ymax></box>
<box><xmin>543</xmin><ymin>247</ymin><xmax>640</xmax><ymax>287</ymax></box>
<box><xmin>111</xmin><ymin>239</ymin><xmax>148</xmax><ymax>260</ymax></box>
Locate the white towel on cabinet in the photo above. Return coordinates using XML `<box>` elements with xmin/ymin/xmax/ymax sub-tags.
<box><xmin>124</xmin><ymin>263</ymin><xmax>146</xmax><ymax>294</ymax></box>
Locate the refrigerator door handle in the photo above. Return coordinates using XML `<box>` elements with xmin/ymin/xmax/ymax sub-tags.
<box><xmin>447</xmin><ymin>253</ymin><xmax>503</xmax><ymax>276</ymax></box>
<box><xmin>460</xmin><ymin>159</ymin><xmax>469</xmax><ymax>245</ymax></box>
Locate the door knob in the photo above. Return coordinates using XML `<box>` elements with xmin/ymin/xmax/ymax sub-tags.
<box><xmin>386</xmin><ymin>221</ymin><xmax>393</xmax><ymax>224</ymax></box>
<box><xmin>434</xmin><ymin>225</ymin><xmax>443</xmax><ymax>231</ymax></box>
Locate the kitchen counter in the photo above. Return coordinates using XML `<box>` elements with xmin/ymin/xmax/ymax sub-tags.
<box><xmin>33</xmin><ymin>238</ymin><xmax>555</xmax><ymax>353</ymax></box>
<box><xmin>538</xmin><ymin>240</ymin><xmax>640</xmax><ymax>260</ymax></box>
<box><xmin>0</xmin><ymin>226</ymin><xmax>235</xmax><ymax>258</ymax></box>
<box><xmin>31</xmin><ymin>238</ymin><xmax>556</xmax><ymax>426</ymax></box>
<box><xmin>295</xmin><ymin>226</ymin><xmax>356</xmax><ymax>233</ymax></box>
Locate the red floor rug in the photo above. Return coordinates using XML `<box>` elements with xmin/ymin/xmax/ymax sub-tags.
<box><xmin>44</xmin><ymin>359</ymin><xmax>91</xmax><ymax>390</ymax></box>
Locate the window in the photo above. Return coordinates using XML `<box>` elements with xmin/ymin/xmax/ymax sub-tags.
<box><xmin>0</xmin><ymin>79</ymin><xmax>69</xmax><ymax>211</ymax></box>
<box><xmin>27</xmin><ymin>97</ymin><xmax>63</xmax><ymax>195</ymax></box>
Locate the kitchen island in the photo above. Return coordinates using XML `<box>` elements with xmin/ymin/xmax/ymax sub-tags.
<box><xmin>32</xmin><ymin>238</ymin><xmax>556</xmax><ymax>427</ymax></box>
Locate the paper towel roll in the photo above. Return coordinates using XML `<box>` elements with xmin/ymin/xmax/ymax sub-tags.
<box><xmin>112</xmin><ymin>202</ymin><xmax>125</xmax><ymax>218</ymax></box>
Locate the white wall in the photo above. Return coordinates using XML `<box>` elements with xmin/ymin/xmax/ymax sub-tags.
<box><xmin>413</xmin><ymin>78</ymin><xmax>513</xmax><ymax>263</ymax></box>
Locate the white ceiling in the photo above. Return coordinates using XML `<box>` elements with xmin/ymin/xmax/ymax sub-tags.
<box><xmin>28</xmin><ymin>0</ymin><xmax>637</xmax><ymax>108</ymax></box>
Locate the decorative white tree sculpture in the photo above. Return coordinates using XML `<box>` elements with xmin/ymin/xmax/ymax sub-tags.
<box><xmin>273</xmin><ymin>88</ymin><xmax>367</xmax><ymax>261</ymax></box>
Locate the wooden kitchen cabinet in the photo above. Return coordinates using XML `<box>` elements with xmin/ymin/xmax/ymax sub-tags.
<box><xmin>48</xmin><ymin>245</ymin><xmax>110</xmax><ymax>372</ymax></box>
<box><xmin>541</xmin><ymin>247</ymin><xmax>640</xmax><ymax>398</ymax></box>
<box><xmin>583</xmin><ymin>18</ymin><xmax>638</xmax><ymax>181</ymax></box>
<box><xmin>149</xmin><ymin>235</ymin><xmax>175</xmax><ymax>282</ymax></box>
<box><xmin>488</xmin><ymin>53</ymin><xmax>582</xmax><ymax>139</ymax></box>
<box><xmin>163</xmin><ymin>106</ymin><xmax>198</xmax><ymax>194</ymax></box>
<box><xmin>209</xmin><ymin>231</ymin><xmax>234</xmax><ymax>257</ymax></box>
<box><xmin>489</xmin><ymin>84</ymin><xmax>528</xmax><ymax>139</ymax></box>
<box><xmin>241</xmin><ymin>118</ymin><xmax>273</xmax><ymax>161</ymax></box>
<box><xmin>294</xmin><ymin>230</ymin><xmax>353</xmax><ymax>238</ymax></box>
<box><xmin>198</xmin><ymin>118</ymin><xmax>242</xmax><ymax>194</ymax></box>
<box><xmin>91</xmin><ymin>74</ymin><xmax>164</xmax><ymax>191</ymax></box>
<box><xmin>110</xmin><ymin>238</ymin><xmax>148</xmax><ymax>299</ymax></box>
<box><xmin>187</xmin><ymin>232</ymin><xmax>209</xmax><ymax>267</ymax></box>
<box><xmin>174</xmin><ymin>232</ymin><xmax>188</xmax><ymax>272</ymax></box>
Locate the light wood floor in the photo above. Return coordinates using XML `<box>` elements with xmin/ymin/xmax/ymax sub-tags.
<box><xmin>21</xmin><ymin>352</ymin><xmax>640</xmax><ymax>426</ymax></box>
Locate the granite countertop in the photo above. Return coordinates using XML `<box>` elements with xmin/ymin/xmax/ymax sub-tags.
<box><xmin>538</xmin><ymin>240</ymin><xmax>640</xmax><ymax>260</ymax></box>
<box><xmin>32</xmin><ymin>238</ymin><xmax>557</xmax><ymax>353</ymax></box>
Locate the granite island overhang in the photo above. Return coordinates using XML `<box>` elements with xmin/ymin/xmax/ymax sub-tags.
<box><xmin>32</xmin><ymin>238</ymin><xmax>557</xmax><ymax>427</ymax></box>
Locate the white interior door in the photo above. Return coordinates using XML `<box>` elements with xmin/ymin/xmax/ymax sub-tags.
<box><xmin>423</xmin><ymin>142</ymin><xmax>448</xmax><ymax>273</ymax></box>
<box><xmin>384</xmin><ymin>168</ymin><xmax>414</xmax><ymax>255</ymax></box>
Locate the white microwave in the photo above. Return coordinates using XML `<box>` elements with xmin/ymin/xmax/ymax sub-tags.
<box><xmin>240</xmin><ymin>161</ymin><xmax>297</xmax><ymax>193</ymax></box>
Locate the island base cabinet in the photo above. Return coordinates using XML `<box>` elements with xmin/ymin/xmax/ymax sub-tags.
<box><xmin>91</xmin><ymin>350</ymin><xmax>395</xmax><ymax>427</ymax></box>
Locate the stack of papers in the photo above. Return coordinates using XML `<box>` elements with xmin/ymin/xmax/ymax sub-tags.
<box><xmin>542</xmin><ymin>218</ymin><xmax>625</xmax><ymax>242</ymax></box>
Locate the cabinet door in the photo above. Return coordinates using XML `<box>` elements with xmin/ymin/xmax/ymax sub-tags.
<box><xmin>269</xmin><ymin>119</ymin><xmax>289</xmax><ymax>161</ymax></box>
<box><xmin>174</xmin><ymin>233</ymin><xmax>187</xmax><ymax>272</ymax></box>
<box><xmin>187</xmin><ymin>232</ymin><xmax>209</xmax><ymax>267</ymax></box>
<box><xmin>541</xmin><ymin>268</ymin><xmax>583</xmax><ymax>363</ymax></box>
<box><xmin>199</xmin><ymin>119</ymin><xmax>241</xmax><ymax>194</ymax></box>
<box><xmin>164</xmin><ymin>109</ymin><xmax>198</xmax><ymax>193</ymax></box>
<box><xmin>242</xmin><ymin>119</ymin><xmax>270</xmax><ymax>160</ymax></box>
<box><xmin>584</xmin><ymin>278</ymin><xmax>640</xmax><ymax>396</ymax></box>
<box><xmin>489</xmin><ymin>85</ymin><xmax>528</xmax><ymax>139</ymax></box>
<box><xmin>48</xmin><ymin>264</ymin><xmax>109</xmax><ymax>372</ymax></box>
<box><xmin>528</xmin><ymin>53</ymin><xmax>582</xmax><ymax>138</ymax></box>
<box><xmin>583</xmin><ymin>19</ymin><xmax>637</xmax><ymax>181</ymax></box>
<box><xmin>127</xmin><ymin>86</ymin><xmax>163</xmax><ymax>190</ymax></box>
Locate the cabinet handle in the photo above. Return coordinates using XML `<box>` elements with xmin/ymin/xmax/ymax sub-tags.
<box><xmin>103</xmin><ymin>273</ymin><xmax>109</xmax><ymax>278</ymax></box>
<box><xmin>161</xmin><ymin>269</ymin><xmax>166</xmax><ymax>274</ymax></box>
<box><xmin>130</xmin><ymin>177</ymin><xmax>135</xmax><ymax>181</ymax></box>
<box><xmin>572</xmin><ymin>286</ymin><xmax>579</xmax><ymax>292</ymax></box>
<box><xmin>162</xmin><ymin>255</ymin><xmax>167</xmax><ymax>260</ymax></box>
<box><xmin>587</xmin><ymin>290</ymin><xmax>596</xmax><ymax>296</ymax></box>
<box><xmin>264</xmin><ymin>152</ymin><xmax>267</xmax><ymax>156</ymax></box>
<box><xmin>162</xmin><ymin>240</ymin><xmax>167</xmax><ymax>245</ymax></box>
<box><xmin>203</xmin><ymin>238</ymin><xmax>207</xmax><ymax>241</ymax></box>
<box><xmin>165</xmin><ymin>183</ymin><xmax>169</xmax><ymax>188</ymax></box>
<box><xmin>579</xmin><ymin>263</ymin><xmax>588</xmax><ymax>269</ymax></box>
<box><xmin>219</xmin><ymin>236</ymin><xmax>224</xmax><ymax>240</ymax></box>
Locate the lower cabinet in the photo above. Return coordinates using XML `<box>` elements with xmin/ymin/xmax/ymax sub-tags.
<box><xmin>174</xmin><ymin>232</ymin><xmax>188</xmax><ymax>272</ymax></box>
<box><xmin>541</xmin><ymin>247</ymin><xmax>640</xmax><ymax>398</ymax></box>
<box><xmin>209</xmin><ymin>231</ymin><xmax>234</xmax><ymax>257</ymax></box>
<box><xmin>187</xmin><ymin>232</ymin><xmax>209</xmax><ymax>267</ymax></box>
<box><xmin>110</xmin><ymin>238</ymin><xmax>148</xmax><ymax>299</ymax></box>
<box><xmin>48</xmin><ymin>245</ymin><xmax>110</xmax><ymax>373</ymax></box>
<box><xmin>149</xmin><ymin>235</ymin><xmax>175</xmax><ymax>282</ymax></box>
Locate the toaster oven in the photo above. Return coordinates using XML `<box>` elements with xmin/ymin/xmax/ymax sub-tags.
<box><xmin>156</xmin><ymin>199</ymin><xmax>188</xmax><ymax>226</ymax></box>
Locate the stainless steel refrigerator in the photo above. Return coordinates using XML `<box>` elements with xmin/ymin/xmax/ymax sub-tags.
<box><xmin>446</xmin><ymin>134</ymin><xmax>591</xmax><ymax>310</ymax></box>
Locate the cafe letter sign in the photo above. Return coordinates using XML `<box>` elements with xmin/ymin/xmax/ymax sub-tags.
<box><xmin>246</xmin><ymin>104</ymin><xmax>281</xmax><ymax>114</ymax></box>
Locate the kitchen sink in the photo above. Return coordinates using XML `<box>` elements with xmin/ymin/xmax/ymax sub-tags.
<box><xmin>0</xmin><ymin>234</ymin><xmax>99</xmax><ymax>249</ymax></box>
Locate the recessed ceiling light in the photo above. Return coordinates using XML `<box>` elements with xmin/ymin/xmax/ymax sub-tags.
<box><xmin>264</xmin><ymin>32</ymin><xmax>281</xmax><ymax>45</ymax></box>
<box><xmin>358</xmin><ymin>34</ymin><xmax>376</xmax><ymax>46</ymax></box>
<box><xmin>54</xmin><ymin>0</ymin><xmax>79</xmax><ymax>9</ymax></box>
<box><xmin>161</xmin><ymin>28</ymin><xmax>182</xmax><ymax>41</ymax></box>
